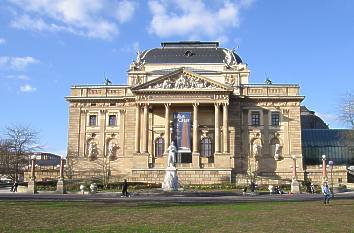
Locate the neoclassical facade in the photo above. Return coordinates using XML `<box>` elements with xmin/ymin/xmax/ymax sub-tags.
<box><xmin>66</xmin><ymin>42</ymin><xmax>304</xmax><ymax>184</ymax></box>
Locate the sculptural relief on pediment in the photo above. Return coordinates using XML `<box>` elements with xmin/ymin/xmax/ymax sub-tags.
<box><xmin>148</xmin><ymin>74</ymin><xmax>219</xmax><ymax>90</ymax></box>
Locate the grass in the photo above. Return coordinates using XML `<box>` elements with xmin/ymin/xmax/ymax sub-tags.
<box><xmin>0</xmin><ymin>200</ymin><xmax>353</xmax><ymax>232</ymax></box>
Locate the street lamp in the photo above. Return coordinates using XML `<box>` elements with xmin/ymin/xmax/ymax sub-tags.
<box><xmin>328</xmin><ymin>160</ymin><xmax>334</xmax><ymax>197</ymax></box>
<box><xmin>321</xmin><ymin>154</ymin><xmax>327</xmax><ymax>182</ymax></box>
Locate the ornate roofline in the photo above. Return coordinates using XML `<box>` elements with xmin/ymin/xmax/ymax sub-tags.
<box><xmin>131</xmin><ymin>67</ymin><xmax>233</xmax><ymax>92</ymax></box>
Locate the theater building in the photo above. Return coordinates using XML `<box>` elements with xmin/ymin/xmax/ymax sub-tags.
<box><xmin>66</xmin><ymin>41</ymin><xmax>305</xmax><ymax>184</ymax></box>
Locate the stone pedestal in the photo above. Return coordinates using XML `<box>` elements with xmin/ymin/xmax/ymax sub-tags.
<box><xmin>162</xmin><ymin>167</ymin><xmax>179</xmax><ymax>191</ymax></box>
<box><xmin>27</xmin><ymin>179</ymin><xmax>37</xmax><ymax>194</ymax></box>
<box><xmin>291</xmin><ymin>179</ymin><xmax>300</xmax><ymax>194</ymax></box>
<box><xmin>56</xmin><ymin>179</ymin><xmax>66</xmax><ymax>194</ymax></box>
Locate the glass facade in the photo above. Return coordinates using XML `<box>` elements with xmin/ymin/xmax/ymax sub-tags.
<box><xmin>302</xmin><ymin>129</ymin><xmax>354</xmax><ymax>165</ymax></box>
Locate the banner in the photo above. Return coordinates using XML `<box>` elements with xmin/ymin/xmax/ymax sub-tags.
<box><xmin>173</xmin><ymin>112</ymin><xmax>191</xmax><ymax>152</ymax></box>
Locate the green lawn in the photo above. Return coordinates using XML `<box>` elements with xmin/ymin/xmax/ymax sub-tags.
<box><xmin>0</xmin><ymin>200</ymin><xmax>353</xmax><ymax>233</ymax></box>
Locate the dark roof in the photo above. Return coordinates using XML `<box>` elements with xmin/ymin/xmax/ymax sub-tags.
<box><xmin>143</xmin><ymin>41</ymin><xmax>242</xmax><ymax>64</ymax></box>
<box><xmin>302</xmin><ymin>129</ymin><xmax>354</xmax><ymax>147</ymax></box>
<box><xmin>149</xmin><ymin>67</ymin><xmax>221</xmax><ymax>75</ymax></box>
<box><xmin>301</xmin><ymin>106</ymin><xmax>328</xmax><ymax>129</ymax></box>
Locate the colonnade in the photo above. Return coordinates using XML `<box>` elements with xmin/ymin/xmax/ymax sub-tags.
<box><xmin>134</xmin><ymin>102</ymin><xmax>229</xmax><ymax>156</ymax></box>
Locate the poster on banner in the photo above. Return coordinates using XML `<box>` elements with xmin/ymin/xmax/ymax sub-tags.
<box><xmin>173</xmin><ymin>112</ymin><xmax>191</xmax><ymax>152</ymax></box>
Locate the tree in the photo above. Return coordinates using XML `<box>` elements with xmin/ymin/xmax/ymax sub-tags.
<box><xmin>1</xmin><ymin>125</ymin><xmax>40</xmax><ymax>181</ymax></box>
<box><xmin>339</xmin><ymin>93</ymin><xmax>354</xmax><ymax>128</ymax></box>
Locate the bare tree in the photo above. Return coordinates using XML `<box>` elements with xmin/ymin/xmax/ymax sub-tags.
<box><xmin>339</xmin><ymin>93</ymin><xmax>354</xmax><ymax>128</ymax></box>
<box><xmin>2</xmin><ymin>125</ymin><xmax>40</xmax><ymax>181</ymax></box>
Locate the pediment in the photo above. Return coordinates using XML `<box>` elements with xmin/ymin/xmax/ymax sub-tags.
<box><xmin>131</xmin><ymin>68</ymin><xmax>232</xmax><ymax>92</ymax></box>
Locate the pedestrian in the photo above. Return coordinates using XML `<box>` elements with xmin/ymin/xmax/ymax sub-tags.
<box><xmin>13</xmin><ymin>180</ymin><xmax>18</xmax><ymax>192</ymax></box>
<box><xmin>242</xmin><ymin>186</ymin><xmax>247</xmax><ymax>196</ymax></box>
<box><xmin>250</xmin><ymin>181</ymin><xmax>256</xmax><ymax>193</ymax></box>
<box><xmin>322</xmin><ymin>183</ymin><xmax>331</xmax><ymax>205</ymax></box>
<box><xmin>310</xmin><ymin>183</ymin><xmax>315</xmax><ymax>194</ymax></box>
<box><xmin>121</xmin><ymin>179</ymin><xmax>128</xmax><ymax>197</ymax></box>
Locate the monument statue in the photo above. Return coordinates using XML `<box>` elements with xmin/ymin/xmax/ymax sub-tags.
<box><xmin>162</xmin><ymin>141</ymin><xmax>179</xmax><ymax>191</ymax></box>
<box><xmin>167</xmin><ymin>141</ymin><xmax>176</xmax><ymax>167</ymax></box>
<box><xmin>88</xmin><ymin>141</ymin><xmax>97</xmax><ymax>159</ymax></box>
<box><xmin>108</xmin><ymin>141</ymin><xmax>116</xmax><ymax>159</ymax></box>
<box><xmin>252</xmin><ymin>143</ymin><xmax>262</xmax><ymax>158</ymax></box>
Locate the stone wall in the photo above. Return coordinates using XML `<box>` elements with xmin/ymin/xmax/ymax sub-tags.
<box><xmin>131</xmin><ymin>168</ymin><xmax>232</xmax><ymax>185</ymax></box>
<box><xmin>304</xmin><ymin>165</ymin><xmax>348</xmax><ymax>186</ymax></box>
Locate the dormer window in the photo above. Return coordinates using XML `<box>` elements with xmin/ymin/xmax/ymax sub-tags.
<box><xmin>184</xmin><ymin>50</ymin><xmax>193</xmax><ymax>57</ymax></box>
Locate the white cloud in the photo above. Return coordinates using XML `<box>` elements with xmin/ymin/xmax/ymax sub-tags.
<box><xmin>0</xmin><ymin>56</ymin><xmax>39</xmax><ymax>70</ymax></box>
<box><xmin>148</xmin><ymin>0</ymin><xmax>253</xmax><ymax>40</ymax></box>
<box><xmin>6</xmin><ymin>74</ymin><xmax>30</xmax><ymax>80</ymax></box>
<box><xmin>20</xmin><ymin>84</ymin><xmax>36</xmax><ymax>92</ymax></box>
<box><xmin>115</xmin><ymin>0</ymin><xmax>136</xmax><ymax>23</ymax></box>
<box><xmin>0</xmin><ymin>38</ymin><xmax>5</xmax><ymax>44</ymax></box>
<box><xmin>8</xmin><ymin>0</ymin><xmax>137</xmax><ymax>40</ymax></box>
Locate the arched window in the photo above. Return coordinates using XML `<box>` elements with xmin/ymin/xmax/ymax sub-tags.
<box><xmin>155</xmin><ymin>137</ymin><xmax>164</xmax><ymax>157</ymax></box>
<box><xmin>200</xmin><ymin>137</ymin><xmax>213</xmax><ymax>157</ymax></box>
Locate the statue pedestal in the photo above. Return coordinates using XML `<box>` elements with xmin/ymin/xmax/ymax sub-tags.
<box><xmin>27</xmin><ymin>179</ymin><xmax>37</xmax><ymax>194</ymax></box>
<box><xmin>56</xmin><ymin>179</ymin><xmax>66</xmax><ymax>194</ymax></box>
<box><xmin>291</xmin><ymin>179</ymin><xmax>300</xmax><ymax>194</ymax></box>
<box><xmin>162</xmin><ymin>167</ymin><xmax>179</xmax><ymax>191</ymax></box>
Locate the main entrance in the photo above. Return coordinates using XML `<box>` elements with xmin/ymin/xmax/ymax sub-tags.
<box><xmin>173</xmin><ymin>112</ymin><xmax>192</xmax><ymax>164</ymax></box>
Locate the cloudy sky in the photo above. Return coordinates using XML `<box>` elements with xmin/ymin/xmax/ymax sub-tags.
<box><xmin>0</xmin><ymin>0</ymin><xmax>353</xmax><ymax>155</ymax></box>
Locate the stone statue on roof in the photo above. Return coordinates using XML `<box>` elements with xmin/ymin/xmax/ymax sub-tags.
<box><xmin>133</xmin><ymin>49</ymin><xmax>145</xmax><ymax>70</ymax></box>
<box><xmin>223</xmin><ymin>48</ymin><xmax>236</xmax><ymax>68</ymax></box>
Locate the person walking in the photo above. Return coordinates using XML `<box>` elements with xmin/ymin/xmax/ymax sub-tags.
<box><xmin>310</xmin><ymin>183</ymin><xmax>315</xmax><ymax>194</ymax></box>
<box><xmin>121</xmin><ymin>179</ymin><xmax>128</xmax><ymax>197</ymax></box>
<box><xmin>13</xmin><ymin>180</ymin><xmax>18</xmax><ymax>192</ymax></box>
<box><xmin>322</xmin><ymin>183</ymin><xmax>331</xmax><ymax>205</ymax></box>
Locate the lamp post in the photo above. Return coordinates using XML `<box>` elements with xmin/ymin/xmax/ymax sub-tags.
<box><xmin>27</xmin><ymin>154</ymin><xmax>37</xmax><ymax>194</ymax></box>
<box><xmin>290</xmin><ymin>155</ymin><xmax>300</xmax><ymax>194</ymax></box>
<box><xmin>328</xmin><ymin>160</ymin><xmax>334</xmax><ymax>197</ymax></box>
<box><xmin>321</xmin><ymin>154</ymin><xmax>327</xmax><ymax>182</ymax></box>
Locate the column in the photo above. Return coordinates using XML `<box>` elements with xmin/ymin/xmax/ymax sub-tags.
<box><xmin>134</xmin><ymin>104</ymin><xmax>140</xmax><ymax>153</ymax></box>
<box><xmin>193</xmin><ymin>103</ymin><xmax>199</xmax><ymax>154</ymax></box>
<box><xmin>142</xmin><ymin>104</ymin><xmax>149</xmax><ymax>153</ymax></box>
<box><xmin>292</xmin><ymin>155</ymin><xmax>297</xmax><ymax>179</ymax></box>
<box><xmin>164</xmin><ymin>104</ymin><xmax>170</xmax><ymax>153</ymax></box>
<box><xmin>214</xmin><ymin>103</ymin><xmax>220</xmax><ymax>153</ymax></box>
<box><xmin>222</xmin><ymin>103</ymin><xmax>229</xmax><ymax>153</ymax></box>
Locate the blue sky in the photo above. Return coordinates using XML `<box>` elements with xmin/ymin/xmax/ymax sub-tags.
<box><xmin>0</xmin><ymin>0</ymin><xmax>353</xmax><ymax>155</ymax></box>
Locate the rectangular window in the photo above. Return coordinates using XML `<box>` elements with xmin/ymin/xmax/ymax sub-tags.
<box><xmin>251</xmin><ymin>111</ymin><xmax>260</xmax><ymax>126</ymax></box>
<box><xmin>271</xmin><ymin>112</ymin><xmax>280</xmax><ymax>126</ymax></box>
<box><xmin>89</xmin><ymin>115</ymin><xmax>97</xmax><ymax>126</ymax></box>
<box><xmin>108</xmin><ymin>115</ymin><xmax>117</xmax><ymax>126</ymax></box>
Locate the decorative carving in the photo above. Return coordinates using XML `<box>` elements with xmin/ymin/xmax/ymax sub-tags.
<box><xmin>225</xmin><ymin>74</ymin><xmax>236</xmax><ymax>85</ymax></box>
<box><xmin>87</xmin><ymin>140</ymin><xmax>98</xmax><ymax>160</ymax></box>
<box><xmin>148</xmin><ymin>74</ymin><xmax>218</xmax><ymax>89</ymax></box>
<box><xmin>107</xmin><ymin>140</ymin><xmax>119</xmax><ymax>160</ymax></box>
<box><xmin>132</xmin><ymin>50</ymin><xmax>146</xmax><ymax>70</ymax></box>
<box><xmin>223</xmin><ymin>48</ymin><xmax>237</xmax><ymax>68</ymax></box>
<box><xmin>132</xmin><ymin>75</ymin><xmax>144</xmax><ymax>86</ymax></box>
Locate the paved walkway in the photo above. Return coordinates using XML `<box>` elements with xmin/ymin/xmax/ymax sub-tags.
<box><xmin>0</xmin><ymin>187</ymin><xmax>353</xmax><ymax>204</ymax></box>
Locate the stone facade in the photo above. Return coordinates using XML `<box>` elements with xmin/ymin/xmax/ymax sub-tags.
<box><xmin>66</xmin><ymin>42</ymin><xmax>305</xmax><ymax>185</ymax></box>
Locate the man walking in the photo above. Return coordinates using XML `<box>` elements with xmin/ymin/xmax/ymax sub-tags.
<box><xmin>322</xmin><ymin>183</ymin><xmax>331</xmax><ymax>205</ymax></box>
<box><xmin>121</xmin><ymin>179</ymin><xmax>128</xmax><ymax>197</ymax></box>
